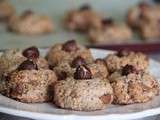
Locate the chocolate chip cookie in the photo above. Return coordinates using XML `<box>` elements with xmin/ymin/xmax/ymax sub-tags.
<box><xmin>89</xmin><ymin>18</ymin><xmax>132</xmax><ymax>44</ymax></box>
<box><xmin>8</xmin><ymin>10</ymin><xmax>53</xmax><ymax>35</ymax></box>
<box><xmin>53</xmin><ymin>65</ymin><xmax>113</xmax><ymax>111</ymax></box>
<box><xmin>104</xmin><ymin>50</ymin><xmax>149</xmax><ymax>73</ymax></box>
<box><xmin>64</xmin><ymin>4</ymin><xmax>102</xmax><ymax>32</ymax></box>
<box><xmin>109</xmin><ymin>64</ymin><xmax>159</xmax><ymax>104</ymax></box>
<box><xmin>5</xmin><ymin>60</ymin><xmax>57</xmax><ymax>103</ymax></box>
<box><xmin>127</xmin><ymin>2</ymin><xmax>160</xmax><ymax>39</ymax></box>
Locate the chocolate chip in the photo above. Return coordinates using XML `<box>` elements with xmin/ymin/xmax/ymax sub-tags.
<box><xmin>74</xmin><ymin>65</ymin><xmax>92</xmax><ymax>80</ymax></box>
<box><xmin>62</xmin><ymin>40</ymin><xmax>78</xmax><ymax>52</ymax></box>
<box><xmin>116</xmin><ymin>50</ymin><xmax>129</xmax><ymax>57</ymax></box>
<box><xmin>22</xmin><ymin>46</ymin><xmax>39</xmax><ymax>60</ymax></box>
<box><xmin>79</xmin><ymin>4</ymin><xmax>91</xmax><ymax>11</ymax></box>
<box><xmin>121</xmin><ymin>64</ymin><xmax>137</xmax><ymax>76</ymax></box>
<box><xmin>57</xmin><ymin>71</ymin><xmax>67</xmax><ymax>80</ymax></box>
<box><xmin>18</xmin><ymin>60</ymin><xmax>38</xmax><ymax>71</ymax></box>
<box><xmin>71</xmin><ymin>56</ymin><xmax>86</xmax><ymax>68</ymax></box>
<box><xmin>101</xmin><ymin>18</ymin><xmax>114</xmax><ymax>26</ymax></box>
<box><xmin>99</xmin><ymin>94</ymin><xmax>112</xmax><ymax>104</ymax></box>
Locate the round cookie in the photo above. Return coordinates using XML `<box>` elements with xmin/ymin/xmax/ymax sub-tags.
<box><xmin>53</xmin><ymin>65</ymin><xmax>113</xmax><ymax>111</ymax></box>
<box><xmin>64</xmin><ymin>4</ymin><xmax>102</xmax><ymax>32</ymax></box>
<box><xmin>0</xmin><ymin>0</ymin><xmax>15</xmax><ymax>22</ymax></box>
<box><xmin>109</xmin><ymin>65</ymin><xmax>159</xmax><ymax>104</ymax></box>
<box><xmin>8</xmin><ymin>10</ymin><xmax>53</xmax><ymax>35</ymax></box>
<box><xmin>104</xmin><ymin>50</ymin><xmax>149</xmax><ymax>73</ymax></box>
<box><xmin>0</xmin><ymin>47</ymin><xmax>49</xmax><ymax>94</ymax></box>
<box><xmin>89</xmin><ymin>18</ymin><xmax>132</xmax><ymax>44</ymax></box>
<box><xmin>54</xmin><ymin>57</ymin><xmax>108</xmax><ymax>80</ymax></box>
<box><xmin>4</xmin><ymin>60</ymin><xmax>57</xmax><ymax>103</ymax></box>
<box><xmin>46</xmin><ymin>40</ymin><xmax>93</xmax><ymax>66</ymax></box>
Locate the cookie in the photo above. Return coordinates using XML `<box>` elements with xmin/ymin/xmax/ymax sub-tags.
<box><xmin>8</xmin><ymin>10</ymin><xmax>53</xmax><ymax>35</ymax></box>
<box><xmin>54</xmin><ymin>58</ymin><xmax>108</xmax><ymax>80</ymax></box>
<box><xmin>64</xmin><ymin>4</ymin><xmax>101</xmax><ymax>32</ymax></box>
<box><xmin>0</xmin><ymin>47</ymin><xmax>49</xmax><ymax>94</ymax></box>
<box><xmin>127</xmin><ymin>2</ymin><xmax>160</xmax><ymax>39</ymax></box>
<box><xmin>104</xmin><ymin>50</ymin><xmax>149</xmax><ymax>73</ymax></box>
<box><xmin>46</xmin><ymin>40</ymin><xmax>93</xmax><ymax>66</ymax></box>
<box><xmin>5</xmin><ymin>60</ymin><xmax>57</xmax><ymax>103</ymax></box>
<box><xmin>109</xmin><ymin>65</ymin><xmax>159</xmax><ymax>104</ymax></box>
<box><xmin>53</xmin><ymin>65</ymin><xmax>113</xmax><ymax>111</ymax></box>
<box><xmin>89</xmin><ymin>18</ymin><xmax>132</xmax><ymax>44</ymax></box>
<box><xmin>0</xmin><ymin>0</ymin><xmax>15</xmax><ymax>22</ymax></box>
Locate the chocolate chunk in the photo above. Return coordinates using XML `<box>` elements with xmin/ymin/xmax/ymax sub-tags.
<box><xmin>57</xmin><ymin>71</ymin><xmax>67</xmax><ymax>80</ymax></box>
<box><xmin>71</xmin><ymin>56</ymin><xmax>86</xmax><ymax>68</ymax></box>
<box><xmin>74</xmin><ymin>65</ymin><xmax>92</xmax><ymax>80</ymax></box>
<box><xmin>99</xmin><ymin>94</ymin><xmax>112</xmax><ymax>104</ymax></box>
<box><xmin>62</xmin><ymin>40</ymin><xmax>78</xmax><ymax>52</ymax></box>
<box><xmin>116</xmin><ymin>50</ymin><xmax>129</xmax><ymax>57</ymax></box>
<box><xmin>101</xmin><ymin>18</ymin><xmax>114</xmax><ymax>26</ymax></box>
<box><xmin>18</xmin><ymin>60</ymin><xmax>38</xmax><ymax>71</ymax></box>
<box><xmin>79</xmin><ymin>4</ymin><xmax>91</xmax><ymax>11</ymax></box>
<box><xmin>121</xmin><ymin>64</ymin><xmax>137</xmax><ymax>76</ymax></box>
<box><xmin>22</xmin><ymin>46</ymin><xmax>39</xmax><ymax>60</ymax></box>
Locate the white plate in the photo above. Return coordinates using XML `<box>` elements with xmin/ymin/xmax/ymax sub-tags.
<box><xmin>0</xmin><ymin>48</ymin><xmax>160</xmax><ymax>120</ymax></box>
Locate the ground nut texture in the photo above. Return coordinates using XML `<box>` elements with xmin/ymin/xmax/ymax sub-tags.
<box><xmin>0</xmin><ymin>0</ymin><xmax>15</xmax><ymax>22</ymax></box>
<box><xmin>64</xmin><ymin>7</ymin><xmax>101</xmax><ymax>32</ymax></box>
<box><xmin>8</xmin><ymin>10</ymin><xmax>53</xmax><ymax>35</ymax></box>
<box><xmin>104</xmin><ymin>51</ymin><xmax>149</xmax><ymax>73</ymax></box>
<box><xmin>46</xmin><ymin>43</ymin><xmax>93</xmax><ymax>66</ymax></box>
<box><xmin>109</xmin><ymin>71</ymin><xmax>160</xmax><ymax>105</ymax></box>
<box><xmin>7</xmin><ymin>69</ymin><xmax>57</xmax><ymax>103</ymax></box>
<box><xmin>89</xmin><ymin>24</ymin><xmax>132</xmax><ymax>44</ymax></box>
<box><xmin>54</xmin><ymin>60</ymin><xmax>108</xmax><ymax>80</ymax></box>
<box><xmin>53</xmin><ymin>78</ymin><xmax>113</xmax><ymax>111</ymax></box>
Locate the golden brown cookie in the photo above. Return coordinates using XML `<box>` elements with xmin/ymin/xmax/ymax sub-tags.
<box><xmin>8</xmin><ymin>10</ymin><xmax>53</xmax><ymax>35</ymax></box>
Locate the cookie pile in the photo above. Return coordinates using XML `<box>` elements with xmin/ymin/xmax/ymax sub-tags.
<box><xmin>0</xmin><ymin>40</ymin><xmax>159</xmax><ymax>111</ymax></box>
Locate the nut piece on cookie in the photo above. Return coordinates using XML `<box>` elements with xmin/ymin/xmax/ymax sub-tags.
<box><xmin>8</xmin><ymin>10</ymin><xmax>53</xmax><ymax>35</ymax></box>
<box><xmin>46</xmin><ymin>40</ymin><xmax>93</xmax><ymax>66</ymax></box>
<box><xmin>109</xmin><ymin>64</ymin><xmax>159</xmax><ymax>104</ymax></box>
<box><xmin>5</xmin><ymin>60</ymin><xmax>57</xmax><ymax>103</ymax></box>
<box><xmin>104</xmin><ymin>50</ymin><xmax>149</xmax><ymax>73</ymax></box>
<box><xmin>0</xmin><ymin>47</ymin><xmax>49</xmax><ymax>94</ymax></box>
<box><xmin>89</xmin><ymin>18</ymin><xmax>132</xmax><ymax>44</ymax></box>
<box><xmin>64</xmin><ymin>4</ymin><xmax>102</xmax><ymax>32</ymax></box>
<box><xmin>54</xmin><ymin>58</ymin><xmax>108</xmax><ymax>80</ymax></box>
<box><xmin>127</xmin><ymin>2</ymin><xmax>160</xmax><ymax>39</ymax></box>
<box><xmin>0</xmin><ymin>0</ymin><xmax>15</xmax><ymax>22</ymax></box>
<box><xmin>53</xmin><ymin>66</ymin><xmax>113</xmax><ymax>111</ymax></box>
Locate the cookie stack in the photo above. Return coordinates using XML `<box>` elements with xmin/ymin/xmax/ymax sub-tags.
<box><xmin>0</xmin><ymin>40</ymin><xmax>159</xmax><ymax>111</ymax></box>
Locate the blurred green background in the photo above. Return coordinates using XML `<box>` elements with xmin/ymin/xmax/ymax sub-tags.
<box><xmin>0</xmin><ymin>0</ymin><xmax>140</xmax><ymax>49</ymax></box>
